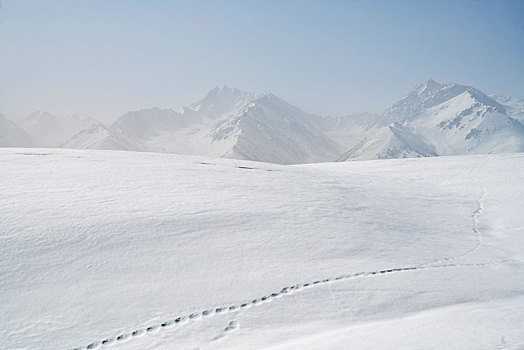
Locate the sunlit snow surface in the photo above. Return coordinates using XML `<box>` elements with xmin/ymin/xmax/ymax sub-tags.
<box><xmin>1</xmin><ymin>149</ymin><xmax>523</xmax><ymax>349</ymax></box>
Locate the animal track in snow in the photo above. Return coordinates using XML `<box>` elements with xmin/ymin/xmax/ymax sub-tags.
<box><xmin>419</xmin><ymin>165</ymin><xmax>486</xmax><ymax>267</ymax></box>
<box><xmin>70</xmin><ymin>258</ymin><xmax>518</xmax><ymax>350</ymax></box>
<box><xmin>15</xmin><ymin>152</ymin><xmax>52</xmax><ymax>156</ymax></box>
<box><xmin>213</xmin><ymin>320</ymin><xmax>239</xmax><ymax>341</ymax></box>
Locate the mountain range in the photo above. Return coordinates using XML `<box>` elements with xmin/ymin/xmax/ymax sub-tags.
<box><xmin>2</xmin><ymin>80</ymin><xmax>524</xmax><ymax>163</ymax></box>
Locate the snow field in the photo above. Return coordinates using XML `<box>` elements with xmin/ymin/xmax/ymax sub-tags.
<box><xmin>1</xmin><ymin>149</ymin><xmax>523</xmax><ymax>349</ymax></box>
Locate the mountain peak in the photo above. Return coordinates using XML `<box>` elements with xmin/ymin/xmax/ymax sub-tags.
<box><xmin>219</xmin><ymin>85</ymin><xmax>239</xmax><ymax>92</ymax></box>
<box><xmin>257</xmin><ymin>92</ymin><xmax>283</xmax><ymax>102</ymax></box>
<box><xmin>381</xmin><ymin>80</ymin><xmax>508</xmax><ymax>125</ymax></box>
<box><xmin>412</xmin><ymin>79</ymin><xmax>446</xmax><ymax>96</ymax></box>
<box><xmin>206</xmin><ymin>85</ymin><xmax>244</xmax><ymax>98</ymax></box>
<box><xmin>26</xmin><ymin>110</ymin><xmax>55</xmax><ymax>120</ymax></box>
<box><xmin>423</xmin><ymin>79</ymin><xmax>441</xmax><ymax>89</ymax></box>
<box><xmin>189</xmin><ymin>86</ymin><xmax>255</xmax><ymax>118</ymax></box>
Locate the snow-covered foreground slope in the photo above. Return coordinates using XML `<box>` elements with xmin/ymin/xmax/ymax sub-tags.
<box><xmin>1</xmin><ymin>149</ymin><xmax>523</xmax><ymax>349</ymax></box>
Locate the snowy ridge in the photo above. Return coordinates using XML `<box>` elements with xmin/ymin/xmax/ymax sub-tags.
<box><xmin>380</xmin><ymin>80</ymin><xmax>506</xmax><ymax>125</ymax></box>
<box><xmin>215</xmin><ymin>93</ymin><xmax>340</xmax><ymax>164</ymax></box>
<box><xmin>105</xmin><ymin>88</ymin><xmax>339</xmax><ymax>164</ymax></box>
<box><xmin>491</xmin><ymin>94</ymin><xmax>524</xmax><ymax>123</ymax></box>
<box><xmin>2</xmin><ymin>81</ymin><xmax>524</xmax><ymax>163</ymax></box>
<box><xmin>341</xmin><ymin>80</ymin><xmax>524</xmax><ymax>160</ymax></box>
<box><xmin>72</xmin><ymin>82</ymin><xmax>524</xmax><ymax>162</ymax></box>
<box><xmin>189</xmin><ymin>85</ymin><xmax>256</xmax><ymax>118</ymax></box>
<box><xmin>61</xmin><ymin>124</ymin><xmax>146</xmax><ymax>151</ymax></box>
<box><xmin>409</xmin><ymin>88</ymin><xmax>524</xmax><ymax>155</ymax></box>
<box><xmin>338</xmin><ymin>123</ymin><xmax>437</xmax><ymax>161</ymax></box>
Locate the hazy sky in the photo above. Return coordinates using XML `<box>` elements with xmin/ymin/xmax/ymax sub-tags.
<box><xmin>1</xmin><ymin>0</ymin><xmax>523</xmax><ymax>123</ymax></box>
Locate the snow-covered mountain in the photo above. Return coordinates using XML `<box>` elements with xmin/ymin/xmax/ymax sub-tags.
<box><xmin>103</xmin><ymin>82</ymin><xmax>524</xmax><ymax>163</ymax></box>
<box><xmin>206</xmin><ymin>93</ymin><xmax>340</xmax><ymax>164</ymax></box>
<box><xmin>111</xmin><ymin>108</ymin><xmax>188</xmax><ymax>140</ymax></box>
<box><xmin>491</xmin><ymin>94</ymin><xmax>524</xmax><ymax>123</ymax></box>
<box><xmin>100</xmin><ymin>86</ymin><xmax>340</xmax><ymax>164</ymax></box>
<box><xmin>61</xmin><ymin>124</ymin><xmax>146</xmax><ymax>151</ymax></box>
<box><xmin>189</xmin><ymin>85</ymin><xmax>256</xmax><ymax>119</ymax></box>
<box><xmin>339</xmin><ymin>122</ymin><xmax>437</xmax><ymax>161</ymax></box>
<box><xmin>106</xmin><ymin>87</ymin><xmax>253</xmax><ymax>155</ymax></box>
<box><xmin>340</xmin><ymin>80</ymin><xmax>524</xmax><ymax>160</ymax></box>
<box><xmin>18</xmin><ymin>111</ymin><xmax>100</xmax><ymax>147</ymax></box>
<box><xmin>4</xmin><ymin>82</ymin><xmax>524</xmax><ymax>163</ymax></box>
<box><xmin>0</xmin><ymin>114</ymin><xmax>35</xmax><ymax>147</ymax></box>
<box><xmin>312</xmin><ymin>112</ymin><xmax>380</xmax><ymax>153</ymax></box>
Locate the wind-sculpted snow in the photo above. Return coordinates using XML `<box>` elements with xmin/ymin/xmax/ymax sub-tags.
<box><xmin>1</xmin><ymin>149</ymin><xmax>524</xmax><ymax>349</ymax></box>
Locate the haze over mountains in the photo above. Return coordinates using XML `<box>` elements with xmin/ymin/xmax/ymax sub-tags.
<box><xmin>2</xmin><ymin>80</ymin><xmax>524</xmax><ymax>163</ymax></box>
<box><xmin>0</xmin><ymin>114</ymin><xmax>35</xmax><ymax>147</ymax></box>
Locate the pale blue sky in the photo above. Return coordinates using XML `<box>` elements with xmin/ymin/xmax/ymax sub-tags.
<box><xmin>1</xmin><ymin>0</ymin><xmax>523</xmax><ymax>122</ymax></box>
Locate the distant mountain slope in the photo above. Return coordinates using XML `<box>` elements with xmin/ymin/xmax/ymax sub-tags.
<box><xmin>380</xmin><ymin>80</ymin><xmax>505</xmax><ymax>125</ymax></box>
<box><xmin>409</xmin><ymin>86</ymin><xmax>524</xmax><ymax>155</ymax></box>
<box><xmin>18</xmin><ymin>111</ymin><xmax>100</xmax><ymax>147</ymax></box>
<box><xmin>0</xmin><ymin>114</ymin><xmax>35</xmax><ymax>147</ymax></box>
<box><xmin>212</xmin><ymin>93</ymin><xmax>340</xmax><ymax>164</ymax></box>
<box><xmin>339</xmin><ymin>123</ymin><xmax>437</xmax><ymax>161</ymax></box>
<box><xmin>313</xmin><ymin>113</ymin><xmax>381</xmax><ymax>153</ymax></box>
<box><xmin>340</xmin><ymin>80</ymin><xmax>524</xmax><ymax>161</ymax></box>
<box><xmin>9</xmin><ymin>82</ymin><xmax>524</xmax><ymax>163</ymax></box>
<box><xmin>111</xmin><ymin>108</ymin><xmax>188</xmax><ymax>140</ymax></box>
<box><xmin>61</xmin><ymin>124</ymin><xmax>146</xmax><ymax>151</ymax></box>
<box><xmin>105</xmin><ymin>86</ymin><xmax>340</xmax><ymax>164</ymax></box>
<box><xmin>190</xmin><ymin>85</ymin><xmax>256</xmax><ymax>119</ymax></box>
<box><xmin>491</xmin><ymin>94</ymin><xmax>524</xmax><ymax>123</ymax></box>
